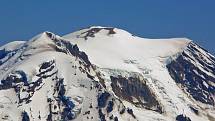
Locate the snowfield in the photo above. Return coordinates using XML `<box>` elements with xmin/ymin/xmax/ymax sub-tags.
<box><xmin>0</xmin><ymin>26</ymin><xmax>214</xmax><ymax>121</ymax></box>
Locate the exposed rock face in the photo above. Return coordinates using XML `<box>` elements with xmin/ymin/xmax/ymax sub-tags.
<box><xmin>110</xmin><ymin>75</ymin><xmax>163</xmax><ymax>113</ymax></box>
<box><xmin>0</xmin><ymin>41</ymin><xmax>25</xmax><ymax>66</ymax></box>
<box><xmin>76</xmin><ymin>27</ymin><xmax>116</xmax><ymax>40</ymax></box>
<box><xmin>0</xmin><ymin>49</ymin><xmax>17</xmax><ymax>65</ymax></box>
<box><xmin>47</xmin><ymin>77</ymin><xmax>76</xmax><ymax>121</ymax></box>
<box><xmin>96</xmin><ymin>89</ymin><xmax>136</xmax><ymax>121</ymax></box>
<box><xmin>22</xmin><ymin>111</ymin><xmax>30</xmax><ymax>121</ymax></box>
<box><xmin>167</xmin><ymin>42</ymin><xmax>215</xmax><ymax>105</ymax></box>
<box><xmin>48</xmin><ymin>34</ymin><xmax>91</xmax><ymax>66</ymax></box>
<box><xmin>98</xmin><ymin>92</ymin><xmax>111</xmax><ymax>108</ymax></box>
<box><xmin>176</xmin><ymin>114</ymin><xmax>191</xmax><ymax>121</ymax></box>
<box><xmin>0</xmin><ymin>60</ymin><xmax>57</xmax><ymax>104</ymax></box>
<box><xmin>189</xmin><ymin>106</ymin><xmax>199</xmax><ymax>115</ymax></box>
<box><xmin>0</xmin><ymin>49</ymin><xmax>8</xmax><ymax>60</ymax></box>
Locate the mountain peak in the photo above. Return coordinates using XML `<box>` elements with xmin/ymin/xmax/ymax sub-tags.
<box><xmin>0</xmin><ymin>26</ymin><xmax>214</xmax><ymax>121</ymax></box>
<box><xmin>63</xmin><ymin>26</ymin><xmax>137</xmax><ymax>40</ymax></box>
<box><xmin>63</xmin><ymin>27</ymin><xmax>191</xmax><ymax>72</ymax></box>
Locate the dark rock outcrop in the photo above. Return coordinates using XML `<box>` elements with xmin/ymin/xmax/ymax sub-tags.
<box><xmin>77</xmin><ymin>27</ymin><xmax>116</xmax><ymax>40</ymax></box>
<box><xmin>167</xmin><ymin>42</ymin><xmax>215</xmax><ymax>105</ymax></box>
<box><xmin>106</xmin><ymin>101</ymin><xmax>114</xmax><ymax>113</ymax></box>
<box><xmin>99</xmin><ymin>109</ymin><xmax>106</xmax><ymax>121</ymax></box>
<box><xmin>176</xmin><ymin>114</ymin><xmax>191</xmax><ymax>121</ymax></box>
<box><xmin>110</xmin><ymin>75</ymin><xmax>163</xmax><ymax>113</ymax></box>
<box><xmin>0</xmin><ymin>49</ymin><xmax>17</xmax><ymax>65</ymax></box>
<box><xmin>98</xmin><ymin>92</ymin><xmax>110</xmax><ymax>108</ymax></box>
<box><xmin>52</xmin><ymin>37</ymin><xmax>91</xmax><ymax>67</ymax></box>
<box><xmin>22</xmin><ymin>111</ymin><xmax>30</xmax><ymax>121</ymax></box>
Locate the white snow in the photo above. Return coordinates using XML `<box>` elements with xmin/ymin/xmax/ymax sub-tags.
<box><xmin>0</xmin><ymin>26</ymin><xmax>214</xmax><ymax>121</ymax></box>
<box><xmin>0</xmin><ymin>41</ymin><xmax>25</xmax><ymax>51</ymax></box>
<box><xmin>63</xmin><ymin>26</ymin><xmax>214</xmax><ymax>121</ymax></box>
<box><xmin>64</xmin><ymin>27</ymin><xmax>191</xmax><ymax>72</ymax></box>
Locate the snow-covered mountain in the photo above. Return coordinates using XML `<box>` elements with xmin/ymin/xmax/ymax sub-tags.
<box><xmin>0</xmin><ymin>26</ymin><xmax>214</xmax><ymax>121</ymax></box>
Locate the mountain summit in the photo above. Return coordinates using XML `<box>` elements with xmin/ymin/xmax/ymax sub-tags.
<box><xmin>0</xmin><ymin>26</ymin><xmax>214</xmax><ymax>121</ymax></box>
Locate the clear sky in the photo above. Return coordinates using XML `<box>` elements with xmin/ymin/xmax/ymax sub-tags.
<box><xmin>0</xmin><ymin>0</ymin><xmax>214</xmax><ymax>54</ymax></box>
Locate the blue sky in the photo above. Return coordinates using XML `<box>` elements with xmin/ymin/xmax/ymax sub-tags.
<box><xmin>0</xmin><ymin>0</ymin><xmax>214</xmax><ymax>54</ymax></box>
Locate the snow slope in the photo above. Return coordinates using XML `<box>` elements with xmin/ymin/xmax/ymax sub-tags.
<box><xmin>63</xmin><ymin>26</ymin><xmax>190</xmax><ymax>71</ymax></box>
<box><xmin>64</xmin><ymin>26</ymin><xmax>215</xmax><ymax>121</ymax></box>
<box><xmin>0</xmin><ymin>41</ymin><xmax>25</xmax><ymax>51</ymax></box>
<box><xmin>0</xmin><ymin>26</ymin><xmax>214</xmax><ymax>121</ymax></box>
<box><xmin>0</xmin><ymin>32</ymin><xmax>136</xmax><ymax>121</ymax></box>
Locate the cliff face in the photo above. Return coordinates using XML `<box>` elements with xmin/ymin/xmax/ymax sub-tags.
<box><xmin>167</xmin><ymin>42</ymin><xmax>215</xmax><ymax>106</ymax></box>
<box><xmin>110</xmin><ymin>74</ymin><xmax>163</xmax><ymax>113</ymax></box>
